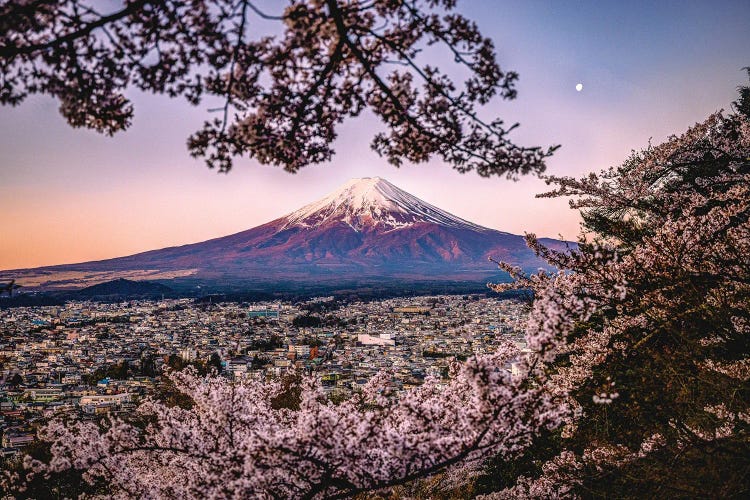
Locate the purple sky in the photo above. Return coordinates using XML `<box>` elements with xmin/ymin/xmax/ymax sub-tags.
<box><xmin>1</xmin><ymin>0</ymin><xmax>749</xmax><ymax>269</ymax></box>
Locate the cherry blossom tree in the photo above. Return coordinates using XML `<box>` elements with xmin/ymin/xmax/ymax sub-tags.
<box><xmin>478</xmin><ymin>96</ymin><xmax>750</xmax><ymax>497</ymax></box>
<box><xmin>0</xmin><ymin>0</ymin><xmax>557</xmax><ymax>176</ymax></box>
<box><xmin>12</xmin><ymin>348</ymin><xmax>564</xmax><ymax>498</ymax></box>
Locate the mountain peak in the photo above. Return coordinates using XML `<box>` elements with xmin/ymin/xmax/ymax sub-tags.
<box><xmin>281</xmin><ymin>177</ymin><xmax>487</xmax><ymax>231</ymax></box>
<box><xmin>6</xmin><ymin>176</ymin><xmax>568</xmax><ymax>289</ymax></box>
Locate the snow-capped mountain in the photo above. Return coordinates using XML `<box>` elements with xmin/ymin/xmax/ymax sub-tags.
<box><xmin>282</xmin><ymin>177</ymin><xmax>488</xmax><ymax>232</ymax></box>
<box><xmin>5</xmin><ymin>178</ymin><xmax>569</xmax><ymax>289</ymax></box>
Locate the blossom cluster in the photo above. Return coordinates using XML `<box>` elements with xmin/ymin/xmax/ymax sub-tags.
<box><xmin>18</xmin><ymin>344</ymin><xmax>563</xmax><ymax>498</ymax></box>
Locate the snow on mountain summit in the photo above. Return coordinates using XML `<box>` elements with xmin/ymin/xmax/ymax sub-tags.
<box><xmin>281</xmin><ymin>177</ymin><xmax>488</xmax><ymax>231</ymax></box>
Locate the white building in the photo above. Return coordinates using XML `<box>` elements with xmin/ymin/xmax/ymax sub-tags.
<box><xmin>357</xmin><ymin>334</ymin><xmax>396</xmax><ymax>346</ymax></box>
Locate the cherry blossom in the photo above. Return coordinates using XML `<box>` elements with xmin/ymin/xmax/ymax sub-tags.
<box><xmin>483</xmin><ymin>104</ymin><xmax>750</xmax><ymax>496</ymax></box>
<box><xmin>0</xmin><ymin>0</ymin><xmax>557</xmax><ymax>175</ymax></box>
<box><xmin>18</xmin><ymin>346</ymin><xmax>563</xmax><ymax>498</ymax></box>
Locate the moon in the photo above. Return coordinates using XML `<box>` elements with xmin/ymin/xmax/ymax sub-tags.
<box><xmin>575</xmin><ymin>83</ymin><xmax>583</xmax><ymax>92</ymax></box>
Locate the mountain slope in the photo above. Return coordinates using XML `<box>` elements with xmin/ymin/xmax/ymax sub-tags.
<box><xmin>3</xmin><ymin>178</ymin><xmax>568</xmax><ymax>288</ymax></box>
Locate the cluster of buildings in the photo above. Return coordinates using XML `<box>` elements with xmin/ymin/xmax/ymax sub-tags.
<box><xmin>0</xmin><ymin>295</ymin><xmax>529</xmax><ymax>457</ymax></box>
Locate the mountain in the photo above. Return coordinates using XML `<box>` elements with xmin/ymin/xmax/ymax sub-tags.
<box><xmin>2</xmin><ymin>178</ymin><xmax>569</xmax><ymax>290</ymax></box>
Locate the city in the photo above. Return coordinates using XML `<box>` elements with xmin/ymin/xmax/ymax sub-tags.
<box><xmin>0</xmin><ymin>295</ymin><xmax>529</xmax><ymax>456</ymax></box>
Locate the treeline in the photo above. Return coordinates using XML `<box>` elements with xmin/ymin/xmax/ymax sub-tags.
<box><xmin>81</xmin><ymin>353</ymin><xmax>223</xmax><ymax>385</ymax></box>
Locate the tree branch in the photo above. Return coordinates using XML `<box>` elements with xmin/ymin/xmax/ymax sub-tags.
<box><xmin>0</xmin><ymin>0</ymin><xmax>153</xmax><ymax>60</ymax></box>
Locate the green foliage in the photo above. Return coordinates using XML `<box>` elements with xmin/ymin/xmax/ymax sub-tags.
<box><xmin>165</xmin><ymin>354</ymin><xmax>208</xmax><ymax>376</ymax></box>
<box><xmin>83</xmin><ymin>360</ymin><xmax>129</xmax><ymax>385</ymax></box>
<box><xmin>473</xmin><ymin>430</ymin><xmax>563</xmax><ymax>495</ymax></box>
<box><xmin>298</xmin><ymin>336</ymin><xmax>325</xmax><ymax>348</ymax></box>
<box><xmin>152</xmin><ymin>375</ymin><xmax>196</xmax><ymax>410</ymax></box>
<box><xmin>422</xmin><ymin>350</ymin><xmax>468</xmax><ymax>361</ymax></box>
<box><xmin>292</xmin><ymin>314</ymin><xmax>323</xmax><ymax>328</ymax></box>
<box><xmin>208</xmin><ymin>352</ymin><xmax>223</xmax><ymax>374</ymax></box>
<box><xmin>247</xmin><ymin>334</ymin><xmax>284</xmax><ymax>351</ymax></box>
<box><xmin>734</xmin><ymin>67</ymin><xmax>750</xmax><ymax>118</ymax></box>
<box><xmin>1</xmin><ymin>440</ymin><xmax>107</xmax><ymax>498</ymax></box>
<box><xmin>139</xmin><ymin>354</ymin><xmax>158</xmax><ymax>378</ymax></box>
<box><xmin>270</xmin><ymin>372</ymin><xmax>303</xmax><ymax>411</ymax></box>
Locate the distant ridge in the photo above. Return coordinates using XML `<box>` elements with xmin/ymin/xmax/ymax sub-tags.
<box><xmin>76</xmin><ymin>279</ymin><xmax>173</xmax><ymax>297</ymax></box>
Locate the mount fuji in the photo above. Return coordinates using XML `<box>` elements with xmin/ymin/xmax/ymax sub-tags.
<box><xmin>3</xmin><ymin>178</ymin><xmax>569</xmax><ymax>290</ymax></box>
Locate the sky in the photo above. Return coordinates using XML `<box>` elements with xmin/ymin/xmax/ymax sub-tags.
<box><xmin>1</xmin><ymin>0</ymin><xmax>749</xmax><ymax>270</ymax></box>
